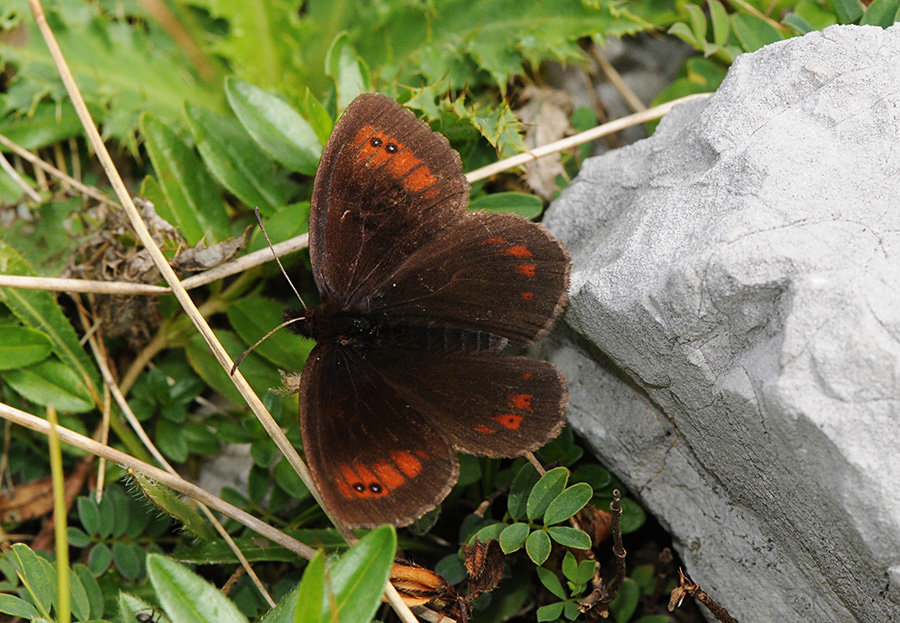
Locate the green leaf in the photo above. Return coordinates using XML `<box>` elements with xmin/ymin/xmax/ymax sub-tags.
<box><xmin>536</xmin><ymin>566</ymin><xmax>565</xmax><ymax>600</ymax></box>
<box><xmin>117</xmin><ymin>593</ymin><xmax>157</xmax><ymax>623</ymax></box>
<box><xmin>469</xmin><ymin>522</ymin><xmax>506</xmax><ymax>545</ymax></box>
<box><xmin>186</xmin><ymin>104</ymin><xmax>291</xmax><ymax>216</ymax></box>
<box><xmin>326</xmin><ymin>525</ymin><xmax>396</xmax><ymax>623</ymax></box>
<box><xmin>10</xmin><ymin>544</ymin><xmax>53</xmax><ymax>613</ymax></box>
<box><xmin>325</xmin><ymin>33</ymin><xmax>370</xmax><ymax>110</ymax></box>
<box><xmin>147</xmin><ymin>554</ymin><xmax>247</xmax><ymax>623</ymax></box>
<box><xmin>76</xmin><ymin>497</ymin><xmax>100</xmax><ymax>536</ymax></box>
<box><xmin>140</xmin><ymin>113</ymin><xmax>231</xmax><ymax>245</ymax></box>
<box><xmin>156</xmin><ymin>419</ymin><xmax>189</xmax><ymax>463</ymax></box>
<box><xmin>831</xmin><ymin>0</ymin><xmax>865</xmax><ymax>23</ymax></box>
<box><xmin>508</xmin><ymin>462</ymin><xmax>541</xmax><ymax>521</ymax></box>
<box><xmin>543</xmin><ymin>483</ymin><xmax>593</xmax><ymax>526</ymax></box>
<box><xmin>686</xmin><ymin>3</ymin><xmax>708</xmax><ymax>42</ymax></box>
<box><xmin>0</xmin><ymin>326</ymin><xmax>53</xmax><ymax>369</ymax></box>
<box><xmin>499</xmin><ymin>522</ymin><xmax>530</xmax><ymax>554</ymax></box>
<box><xmin>861</xmin><ymin>0</ymin><xmax>900</xmax><ymax>26</ymax></box>
<box><xmin>3</xmin><ymin>359</ymin><xmax>94</xmax><ymax>413</ymax></box>
<box><xmin>66</xmin><ymin>566</ymin><xmax>91</xmax><ymax>622</ymax></box>
<box><xmin>526</xmin><ymin>466</ymin><xmax>569</xmax><ymax>521</ymax></box>
<box><xmin>87</xmin><ymin>543</ymin><xmax>112</xmax><ymax>576</ymax></box>
<box><xmin>536</xmin><ymin>601</ymin><xmax>564</xmax><ymax>622</ymax></box>
<box><xmin>561</xmin><ymin>550</ymin><xmax>578</xmax><ymax>584</ymax></box>
<box><xmin>609</xmin><ymin>577</ymin><xmax>640</xmax><ymax>623</ymax></box>
<box><xmin>668</xmin><ymin>21</ymin><xmax>699</xmax><ymax>48</ymax></box>
<box><xmin>709</xmin><ymin>0</ymin><xmax>730</xmax><ymax>48</ymax></box>
<box><xmin>113</xmin><ymin>542</ymin><xmax>144</xmax><ymax>581</ymax></box>
<box><xmin>294</xmin><ymin>551</ymin><xmax>326</xmax><ymax>623</ymax></box>
<box><xmin>547</xmin><ymin>526</ymin><xmax>592</xmax><ymax>550</ymax></box>
<box><xmin>185</xmin><ymin>330</ymin><xmax>275</xmax><ymax>408</ymax></box>
<box><xmin>0</xmin><ymin>594</ymin><xmax>40</xmax><ymax>619</ymax></box>
<box><xmin>469</xmin><ymin>192</ymin><xmax>543</xmax><ymax>219</ymax></box>
<box><xmin>525</xmin><ymin>529</ymin><xmax>551</xmax><ymax>566</ymax></box>
<box><xmin>731</xmin><ymin>13</ymin><xmax>783</xmax><ymax>52</ymax></box>
<box><xmin>226</xmin><ymin>78</ymin><xmax>322</xmax><ymax>175</ymax></box>
<box><xmin>0</xmin><ymin>242</ymin><xmax>100</xmax><ymax>395</ymax></box>
<box><xmin>273</xmin><ymin>459</ymin><xmax>311</xmax><ymax>500</ymax></box>
<box><xmin>782</xmin><ymin>12</ymin><xmax>817</xmax><ymax>34</ymax></box>
<box><xmin>227</xmin><ymin>297</ymin><xmax>313</xmax><ymax>371</ymax></box>
<box><xmin>572</xmin><ymin>464</ymin><xmax>612</xmax><ymax>493</ymax></box>
<box><xmin>72</xmin><ymin>563</ymin><xmax>104</xmax><ymax>620</ymax></box>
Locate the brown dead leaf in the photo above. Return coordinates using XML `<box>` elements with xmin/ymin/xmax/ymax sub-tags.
<box><xmin>517</xmin><ymin>86</ymin><xmax>574</xmax><ymax>200</ymax></box>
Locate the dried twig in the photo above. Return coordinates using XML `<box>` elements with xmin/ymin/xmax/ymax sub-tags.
<box><xmin>669</xmin><ymin>568</ymin><xmax>739</xmax><ymax>623</ymax></box>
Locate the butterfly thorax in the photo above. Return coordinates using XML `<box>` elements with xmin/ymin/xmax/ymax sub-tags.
<box><xmin>287</xmin><ymin>304</ymin><xmax>507</xmax><ymax>353</ymax></box>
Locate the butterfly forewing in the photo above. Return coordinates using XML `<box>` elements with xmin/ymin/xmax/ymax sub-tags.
<box><xmin>368</xmin><ymin>211</ymin><xmax>570</xmax><ymax>345</ymax></box>
<box><xmin>309</xmin><ymin>93</ymin><xmax>469</xmax><ymax>307</ymax></box>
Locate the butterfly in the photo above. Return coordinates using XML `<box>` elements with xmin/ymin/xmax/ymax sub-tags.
<box><xmin>287</xmin><ymin>93</ymin><xmax>570</xmax><ymax>527</ymax></box>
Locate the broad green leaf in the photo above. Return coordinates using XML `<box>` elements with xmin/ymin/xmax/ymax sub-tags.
<box><xmin>543</xmin><ymin>482</ymin><xmax>593</xmax><ymax>526</ymax></box>
<box><xmin>302</xmin><ymin>90</ymin><xmax>335</xmax><ymax>145</ymax></box>
<box><xmin>0</xmin><ymin>242</ymin><xmax>100</xmax><ymax>396</ymax></box>
<box><xmin>131</xmin><ymin>472</ymin><xmax>218</xmax><ymax>542</ymax></box>
<box><xmin>10</xmin><ymin>544</ymin><xmax>53</xmax><ymax>613</ymax></box>
<box><xmin>0</xmin><ymin>594</ymin><xmax>40</xmax><ymax>619</ymax></box>
<box><xmin>0</xmin><ymin>100</ymin><xmax>87</xmax><ymax>150</ymax></box>
<box><xmin>609</xmin><ymin>577</ymin><xmax>640</xmax><ymax>623</ymax></box>
<box><xmin>186</xmin><ymin>104</ymin><xmax>291</xmax><ymax>216</ymax></box>
<box><xmin>469</xmin><ymin>192</ymin><xmax>543</xmax><ymax>219</ymax></box>
<box><xmin>185</xmin><ymin>330</ymin><xmax>275</xmax><ymax>407</ymax></box>
<box><xmin>525</xmin><ymin>529</ymin><xmax>551</xmax><ymax>565</ymax></box>
<box><xmin>783</xmin><ymin>12</ymin><xmax>817</xmax><ymax>34</ymax></box>
<box><xmin>117</xmin><ymin>593</ymin><xmax>158</xmax><ymax>623</ymax></box>
<box><xmin>561</xmin><ymin>550</ymin><xmax>579</xmax><ymax>584</ymax></box>
<box><xmin>227</xmin><ymin>297</ymin><xmax>313</xmax><ymax>371</ymax></box>
<box><xmin>325</xmin><ymin>33</ymin><xmax>370</xmax><ymax>110</ymax></box>
<box><xmin>793</xmin><ymin>0</ymin><xmax>841</xmax><ymax>30</ymax></box>
<box><xmin>294</xmin><ymin>551</ymin><xmax>326</xmax><ymax>623</ymax></box>
<box><xmin>572</xmin><ymin>464</ymin><xmax>612</xmax><ymax>492</ymax></box>
<box><xmin>147</xmin><ymin>554</ymin><xmax>248</xmax><ymax>623</ymax></box>
<box><xmin>4</xmin><ymin>359</ymin><xmax>93</xmax><ymax>413</ymax></box>
<box><xmin>273</xmin><ymin>458</ymin><xmax>311</xmax><ymax>500</ymax></box>
<box><xmin>113</xmin><ymin>542</ymin><xmax>144</xmax><ymax>581</ymax></box>
<box><xmin>686</xmin><ymin>3</ymin><xmax>708</xmax><ymax>42</ymax></box>
<box><xmin>226</xmin><ymin>78</ymin><xmax>322</xmax><ymax>175</ymax></box>
<box><xmin>668</xmin><ymin>21</ymin><xmax>699</xmax><ymax>47</ymax></box>
<box><xmin>140</xmin><ymin>113</ymin><xmax>231</xmax><ymax>245</ymax></box>
<box><xmin>536</xmin><ymin>601</ymin><xmax>564</xmax><ymax>622</ymax></box>
<box><xmin>709</xmin><ymin>0</ymin><xmax>730</xmax><ymax>48</ymax></box>
<box><xmin>731</xmin><ymin>13</ymin><xmax>783</xmax><ymax>52</ymax></box>
<box><xmin>72</xmin><ymin>564</ymin><xmax>104</xmax><ymax>620</ymax></box>
<box><xmin>831</xmin><ymin>0</ymin><xmax>865</xmax><ymax>23</ymax></box>
<box><xmin>76</xmin><ymin>498</ymin><xmax>99</xmax><ymax>538</ymax></box>
<box><xmin>65</xmin><ymin>567</ymin><xmax>90</xmax><ymax>623</ymax></box>
<box><xmin>87</xmin><ymin>543</ymin><xmax>112</xmax><ymax>576</ymax></box>
<box><xmin>508</xmin><ymin>462</ymin><xmax>541</xmax><ymax>520</ymax></box>
<box><xmin>156</xmin><ymin>419</ymin><xmax>189</xmax><ymax>463</ymax></box>
<box><xmin>861</xmin><ymin>0</ymin><xmax>900</xmax><ymax>26</ymax></box>
<box><xmin>526</xmin><ymin>466</ymin><xmax>569</xmax><ymax>521</ymax></box>
<box><xmin>0</xmin><ymin>326</ymin><xmax>52</xmax><ymax>369</ymax></box>
<box><xmin>547</xmin><ymin>526</ymin><xmax>592</xmax><ymax>550</ymax></box>
<box><xmin>325</xmin><ymin>525</ymin><xmax>396</xmax><ymax>623</ymax></box>
<box><xmin>498</xmin><ymin>522</ymin><xmax>530</xmax><ymax>554</ymax></box>
<box><xmin>468</xmin><ymin>522</ymin><xmax>506</xmax><ymax>545</ymax></box>
<box><xmin>535</xmin><ymin>566</ymin><xmax>565</xmax><ymax>600</ymax></box>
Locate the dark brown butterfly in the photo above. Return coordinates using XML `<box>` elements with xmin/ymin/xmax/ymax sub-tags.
<box><xmin>288</xmin><ymin>93</ymin><xmax>570</xmax><ymax>527</ymax></box>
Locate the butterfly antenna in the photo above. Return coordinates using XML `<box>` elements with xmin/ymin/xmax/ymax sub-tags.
<box><xmin>254</xmin><ymin>207</ymin><xmax>307</xmax><ymax>308</ymax></box>
<box><xmin>230</xmin><ymin>316</ymin><xmax>306</xmax><ymax>375</ymax></box>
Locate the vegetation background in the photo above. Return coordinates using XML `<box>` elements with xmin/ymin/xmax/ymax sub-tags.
<box><xmin>0</xmin><ymin>1</ymin><xmax>897</xmax><ymax>622</ymax></box>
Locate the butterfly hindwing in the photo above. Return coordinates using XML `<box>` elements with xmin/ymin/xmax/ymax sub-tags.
<box><xmin>309</xmin><ymin>93</ymin><xmax>469</xmax><ymax>308</ymax></box>
<box><xmin>366</xmin><ymin>347</ymin><xmax>567</xmax><ymax>457</ymax></box>
<box><xmin>299</xmin><ymin>343</ymin><xmax>459</xmax><ymax>527</ymax></box>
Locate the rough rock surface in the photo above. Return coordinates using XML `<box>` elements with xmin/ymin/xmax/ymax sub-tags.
<box><xmin>543</xmin><ymin>24</ymin><xmax>900</xmax><ymax>623</ymax></box>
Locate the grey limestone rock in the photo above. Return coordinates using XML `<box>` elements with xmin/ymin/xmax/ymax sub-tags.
<box><xmin>543</xmin><ymin>23</ymin><xmax>900</xmax><ymax>623</ymax></box>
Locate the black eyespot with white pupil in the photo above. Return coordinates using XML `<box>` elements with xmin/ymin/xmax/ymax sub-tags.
<box><xmin>353</xmin><ymin>482</ymin><xmax>365</xmax><ymax>492</ymax></box>
<box><xmin>385</xmin><ymin>142</ymin><xmax>398</xmax><ymax>153</ymax></box>
<box><xmin>369</xmin><ymin>483</ymin><xmax>383</xmax><ymax>493</ymax></box>
<box><xmin>370</xmin><ymin>137</ymin><xmax>382</xmax><ymax>147</ymax></box>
